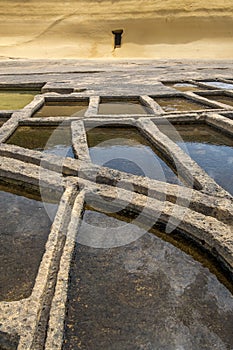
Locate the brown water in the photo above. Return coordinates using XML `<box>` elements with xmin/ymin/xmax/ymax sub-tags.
<box><xmin>98</xmin><ymin>101</ymin><xmax>152</xmax><ymax>114</ymax></box>
<box><xmin>63</xmin><ymin>206</ymin><xmax>233</xmax><ymax>350</ymax></box>
<box><xmin>87</xmin><ymin>126</ymin><xmax>182</xmax><ymax>185</ymax></box>
<box><xmin>204</xmin><ymin>94</ymin><xmax>233</xmax><ymax>107</ymax></box>
<box><xmin>33</xmin><ymin>101</ymin><xmax>88</xmax><ymax>117</ymax></box>
<box><xmin>0</xmin><ymin>181</ymin><xmax>59</xmax><ymax>301</ymax></box>
<box><xmin>6</xmin><ymin>125</ymin><xmax>75</xmax><ymax>158</ymax></box>
<box><xmin>164</xmin><ymin>83</ymin><xmax>205</xmax><ymax>92</ymax></box>
<box><xmin>152</xmin><ymin>96</ymin><xmax>211</xmax><ymax>112</ymax></box>
<box><xmin>0</xmin><ymin>90</ymin><xmax>38</xmax><ymax>110</ymax></box>
<box><xmin>157</xmin><ymin>123</ymin><xmax>233</xmax><ymax>195</ymax></box>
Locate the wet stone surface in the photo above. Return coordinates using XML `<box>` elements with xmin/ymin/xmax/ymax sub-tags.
<box><xmin>157</xmin><ymin>123</ymin><xmax>233</xmax><ymax>195</ymax></box>
<box><xmin>0</xmin><ymin>182</ymin><xmax>59</xmax><ymax>301</ymax></box>
<box><xmin>0</xmin><ymin>90</ymin><xmax>38</xmax><ymax>110</ymax></box>
<box><xmin>63</xmin><ymin>208</ymin><xmax>233</xmax><ymax>350</ymax></box>
<box><xmin>33</xmin><ymin>101</ymin><xmax>88</xmax><ymax>118</ymax></box>
<box><xmin>87</xmin><ymin>126</ymin><xmax>181</xmax><ymax>184</ymax></box>
<box><xmin>152</xmin><ymin>96</ymin><xmax>211</xmax><ymax>112</ymax></box>
<box><xmin>6</xmin><ymin>125</ymin><xmax>75</xmax><ymax>158</ymax></box>
<box><xmin>98</xmin><ymin>101</ymin><xmax>152</xmax><ymax>114</ymax></box>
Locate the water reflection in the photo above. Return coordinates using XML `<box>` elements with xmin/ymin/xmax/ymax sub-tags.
<box><xmin>158</xmin><ymin>123</ymin><xmax>233</xmax><ymax>195</ymax></box>
<box><xmin>87</xmin><ymin>126</ymin><xmax>181</xmax><ymax>185</ymax></box>
<box><xmin>0</xmin><ymin>182</ymin><xmax>59</xmax><ymax>301</ymax></box>
<box><xmin>6</xmin><ymin>125</ymin><xmax>74</xmax><ymax>158</ymax></box>
<box><xmin>63</xmin><ymin>208</ymin><xmax>233</xmax><ymax>350</ymax></box>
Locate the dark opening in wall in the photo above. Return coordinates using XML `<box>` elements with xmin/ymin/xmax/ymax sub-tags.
<box><xmin>112</xmin><ymin>29</ymin><xmax>123</xmax><ymax>48</ymax></box>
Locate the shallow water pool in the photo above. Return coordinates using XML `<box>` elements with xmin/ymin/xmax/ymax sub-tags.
<box><xmin>0</xmin><ymin>181</ymin><xmax>59</xmax><ymax>301</ymax></box>
<box><xmin>203</xmin><ymin>94</ymin><xmax>233</xmax><ymax>107</ymax></box>
<box><xmin>63</xmin><ymin>206</ymin><xmax>233</xmax><ymax>350</ymax></box>
<box><xmin>87</xmin><ymin>126</ymin><xmax>181</xmax><ymax>185</ymax></box>
<box><xmin>98</xmin><ymin>101</ymin><xmax>152</xmax><ymax>115</ymax></box>
<box><xmin>164</xmin><ymin>83</ymin><xmax>205</xmax><ymax>93</ymax></box>
<box><xmin>6</xmin><ymin>125</ymin><xmax>74</xmax><ymax>158</ymax></box>
<box><xmin>0</xmin><ymin>90</ymin><xmax>38</xmax><ymax>110</ymax></box>
<box><xmin>204</xmin><ymin>82</ymin><xmax>233</xmax><ymax>90</ymax></box>
<box><xmin>152</xmin><ymin>96</ymin><xmax>211</xmax><ymax>112</ymax></box>
<box><xmin>158</xmin><ymin>123</ymin><xmax>233</xmax><ymax>195</ymax></box>
<box><xmin>33</xmin><ymin>101</ymin><xmax>88</xmax><ymax>118</ymax></box>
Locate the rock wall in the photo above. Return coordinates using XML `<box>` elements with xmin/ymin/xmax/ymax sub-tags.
<box><xmin>0</xmin><ymin>0</ymin><xmax>233</xmax><ymax>59</ymax></box>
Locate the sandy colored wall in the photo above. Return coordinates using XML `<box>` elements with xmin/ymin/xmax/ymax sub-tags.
<box><xmin>0</xmin><ymin>0</ymin><xmax>233</xmax><ymax>59</ymax></box>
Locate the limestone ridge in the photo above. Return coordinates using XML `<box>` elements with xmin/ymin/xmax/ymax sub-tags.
<box><xmin>0</xmin><ymin>0</ymin><xmax>233</xmax><ymax>58</ymax></box>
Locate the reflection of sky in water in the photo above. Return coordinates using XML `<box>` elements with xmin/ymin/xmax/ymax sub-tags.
<box><xmin>204</xmin><ymin>81</ymin><xmax>233</xmax><ymax>89</ymax></box>
<box><xmin>65</xmin><ymin>209</ymin><xmax>233</xmax><ymax>350</ymax></box>
<box><xmin>166</xmin><ymin>83</ymin><xmax>204</xmax><ymax>92</ymax></box>
<box><xmin>77</xmin><ymin>210</ymin><xmax>148</xmax><ymax>248</ymax></box>
<box><xmin>157</xmin><ymin>124</ymin><xmax>233</xmax><ymax>195</ymax></box>
<box><xmin>89</xmin><ymin>138</ymin><xmax>180</xmax><ymax>185</ymax></box>
<box><xmin>177</xmin><ymin>142</ymin><xmax>233</xmax><ymax>195</ymax></box>
<box><xmin>44</xmin><ymin>144</ymin><xmax>74</xmax><ymax>158</ymax></box>
<box><xmin>7</xmin><ymin>126</ymin><xmax>75</xmax><ymax>158</ymax></box>
<box><xmin>40</xmin><ymin>127</ymin><xmax>75</xmax><ymax>158</ymax></box>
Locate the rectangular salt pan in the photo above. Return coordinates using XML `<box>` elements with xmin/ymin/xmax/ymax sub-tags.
<box><xmin>6</xmin><ymin>125</ymin><xmax>75</xmax><ymax>158</ymax></box>
<box><xmin>0</xmin><ymin>182</ymin><xmax>59</xmax><ymax>301</ymax></box>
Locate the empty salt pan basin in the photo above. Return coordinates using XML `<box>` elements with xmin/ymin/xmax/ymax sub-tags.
<box><xmin>63</xmin><ymin>207</ymin><xmax>233</xmax><ymax>350</ymax></box>
<box><xmin>0</xmin><ymin>181</ymin><xmax>59</xmax><ymax>301</ymax></box>
<box><xmin>204</xmin><ymin>82</ymin><xmax>233</xmax><ymax>90</ymax></box>
<box><xmin>203</xmin><ymin>94</ymin><xmax>233</xmax><ymax>107</ymax></box>
<box><xmin>158</xmin><ymin>123</ymin><xmax>233</xmax><ymax>195</ymax></box>
<box><xmin>0</xmin><ymin>90</ymin><xmax>38</xmax><ymax>110</ymax></box>
<box><xmin>164</xmin><ymin>83</ymin><xmax>205</xmax><ymax>92</ymax></box>
<box><xmin>33</xmin><ymin>101</ymin><xmax>88</xmax><ymax>117</ymax></box>
<box><xmin>152</xmin><ymin>96</ymin><xmax>211</xmax><ymax>112</ymax></box>
<box><xmin>6</xmin><ymin>125</ymin><xmax>74</xmax><ymax>158</ymax></box>
<box><xmin>87</xmin><ymin>126</ymin><xmax>181</xmax><ymax>185</ymax></box>
<box><xmin>98</xmin><ymin>100</ymin><xmax>152</xmax><ymax>115</ymax></box>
